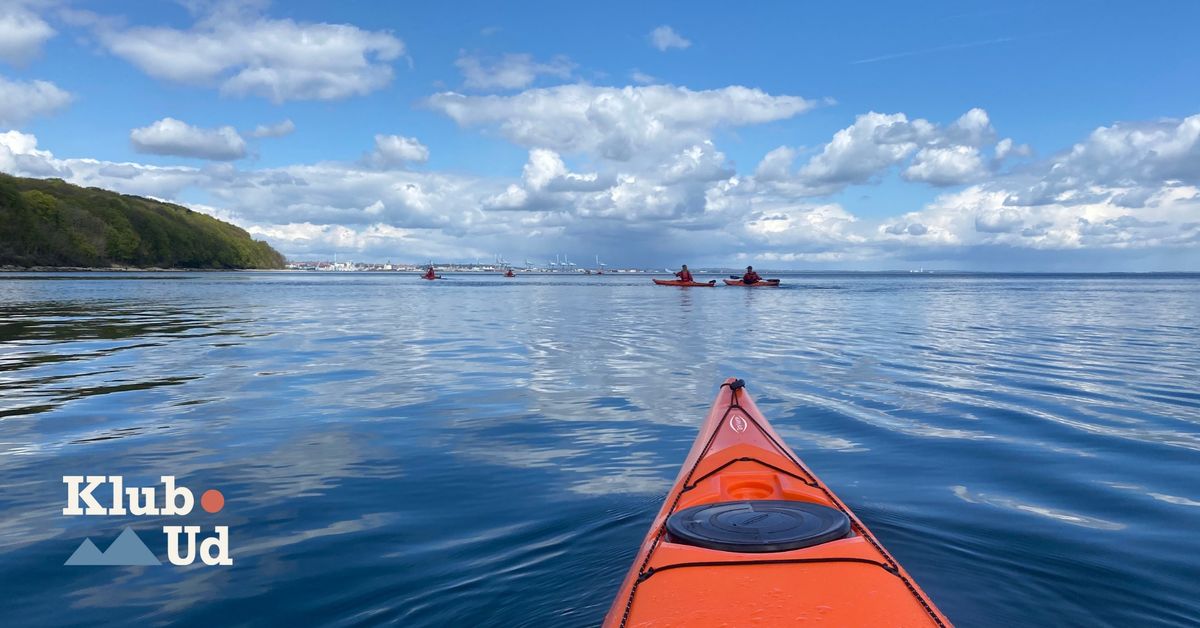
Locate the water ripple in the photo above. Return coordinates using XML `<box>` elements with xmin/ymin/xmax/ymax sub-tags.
<box><xmin>1</xmin><ymin>272</ymin><xmax>1198</xmax><ymax>627</ymax></box>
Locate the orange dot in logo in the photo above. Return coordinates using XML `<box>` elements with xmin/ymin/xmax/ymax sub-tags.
<box><xmin>200</xmin><ymin>489</ymin><xmax>224</xmax><ymax>513</ymax></box>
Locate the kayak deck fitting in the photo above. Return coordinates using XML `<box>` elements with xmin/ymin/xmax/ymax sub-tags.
<box><xmin>604</xmin><ymin>378</ymin><xmax>949</xmax><ymax>627</ymax></box>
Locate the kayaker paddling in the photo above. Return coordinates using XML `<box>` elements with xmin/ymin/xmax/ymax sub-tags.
<box><xmin>675</xmin><ymin>264</ymin><xmax>694</xmax><ymax>283</ymax></box>
<box><xmin>741</xmin><ymin>265</ymin><xmax>762</xmax><ymax>285</ymax></box>
<box><xmin>423</xmin><ymin>265</ymin><xmax>437</xmax><ymax>280</ymax></box>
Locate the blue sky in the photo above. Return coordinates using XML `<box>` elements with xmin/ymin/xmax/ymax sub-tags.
<box><xmin>2</xmin><ymin>0</ymin><xmax>1198</xmax><ymax>270</ymax></box>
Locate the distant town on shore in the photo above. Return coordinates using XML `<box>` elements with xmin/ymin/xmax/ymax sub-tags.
<box><xmin>287</xmin><ymin>257</ymin><xmax>646</xmax><ymax>274</ymax></box>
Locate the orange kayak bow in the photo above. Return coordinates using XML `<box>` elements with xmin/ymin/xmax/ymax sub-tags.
<box><xmin>604</xmin><ymin>378</ymin><xmax>949</xmax><ymax>627</ymax></box>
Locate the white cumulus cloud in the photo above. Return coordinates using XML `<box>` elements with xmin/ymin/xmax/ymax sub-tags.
<box><xmin>455</xmin><ymin>52</ymin><xmax>573</xmax><ymax>90</ymax></box>
<box><xmin>522</xmin><ymin>149</ymin><xmax>602</xmax><ymax>191</ymax></box>
<box><xmin>784</xmin><ymin>108</ymin><xmax>999</xmax><ymax>190</ymax></box>
<box><xmin>745</xmin><ymin>203</ymin><xmax>864</xmax><ymax>247</ymax></box>
<box><xmin>661</xmin><ymin>141</ymin><xmax>733</xmax><ymax>184</ymax></box>
<box><xmin>649</xmin><ymin>25</ymin><xmax>691</xmax><ymax>51</ymax></box>
<box><xmin>1003</xmin><ymin>114</ymin><xmax>1200</xmax><ymax>207</ymax></box>
<box><xmin>903</xmin><ymin>145</ymin><xmax>988</xmax><ymax>186</ymax></box>
<box><xmin>798</xmin><ymin>112</ymin><xmax>930</xmax><ymax>185</ymax></box>
<box><xmin>368</xmin><ymin>134</ymin><xmax>429</xmax><ymax>167</ymax></box>
<box><xmin>428</xmin><ymin>84</ymin><xmax>818</xmax><ymax>161</ymax></box>
<box><xmin>250</xmin><ymin>119</ymin><xmax>295</xmax><ymax>138</ymax></box>
<box><xmin>130</xmin><ymin>117</ymin><xmax>248</xmax><ymax>160</ymax></box>
<box><xmin>91</xmin><ymin>7</ymin><xmax>404</xmax><ymax>102</ymax></box>
<box><xmin>0</xmin><ymin>4</ymin><xmax>55</xmax><ymax>65</ymax></box>
<box><xmin>754</xmin><ymin>146</ymin><xmax>798</xmax><ymax>182</ymax></box>
<box><xmin>2</xmin><ymin>130</ymin><xmax>208</xmax><ymax>197</ymax></box>
<box><xmin>485</xmin><ymin>149</ymin><xmax>606</xmax><ymax>210</ymax></box>
<box><xmin>994</xmin><ymin>137</ymin><xmax>1032</xmax><ymax>163</ymax></box>
<box><xmin>0</xmin><ymin>75</ymin><xmax>72</xmax><ymax>126</ymax></box>
<box><xmin>629</xmin><ymin>69</ymin><xmax>657</xmax><ymax>85</ymax></box>
<box><xmin>0</xmin><ymin>129</ymin><xmax>60</xmax><ymax>176</ymax></box>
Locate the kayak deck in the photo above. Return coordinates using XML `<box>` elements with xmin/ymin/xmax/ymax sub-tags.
<box><xmin>723</xmin><ymin>278</ymin><xmax>780</xmax><ymax>287</ymax></box>
<box><xmin>653</xmin><ymin>279</ymin><xmax>716</xmax><ymax>287</ymax></box>
<box><xmin>605</xmin><ymin>379</ymin><xmax>948</xmax><ymax>627</ymax></box>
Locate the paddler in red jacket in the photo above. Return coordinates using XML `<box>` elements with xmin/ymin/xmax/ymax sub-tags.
<box><xmin>423</xmin><ymin>265</ymin><xmax>437</xmax><ymax>280</ymax></box>
<box><xmin>742</xmin><ymin>266</ymin><xmax>762</xmax><ymax>284</ymax></box>
<box><xmin>675</xmin><ymin>264</ymin><xmax>694</xmax><ymax>283</ymax></box>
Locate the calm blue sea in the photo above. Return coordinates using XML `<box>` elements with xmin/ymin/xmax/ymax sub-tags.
<box><xmin>1</xmin><ymin>272</ymin><xmax>1198</xmax><ymax>627</ymax></box>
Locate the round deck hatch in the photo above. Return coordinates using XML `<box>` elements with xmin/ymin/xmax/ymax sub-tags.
<box><xmin>666</xmin><ymin>500</ymin><xmax>851</xmax><ymax>553</ymax></box>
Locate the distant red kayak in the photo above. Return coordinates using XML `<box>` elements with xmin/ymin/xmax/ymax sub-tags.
<box><xmin>421</xmin><ymin>275</ymin><xmax>442</xmax><ymax>280</ymax></box>
<box><xmin>724</xmin><ymin>279</ymin><xmax>780</xmax><ymax>287</ymax></box>
<box><xmin>654</xmin><ymin>279</ymin><xmax>717</xmax><ymax>287</ymax></box>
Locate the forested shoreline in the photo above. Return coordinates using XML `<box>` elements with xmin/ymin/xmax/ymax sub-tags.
<box><xmin>0</xmin><ymin>174</ymin><xmax>284</xmax><ymax>269</ymax></box>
